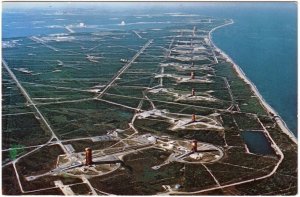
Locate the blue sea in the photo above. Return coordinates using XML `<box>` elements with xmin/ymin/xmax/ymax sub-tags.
<box><xmin>206</xmin><ymin>3</ymin><xmax>298</xmax><ymax>136</ymax></box>
<box><xmin>3</xmin><ymin>2</ymin><xmax>297</xmax><ymax>136</ymax></box>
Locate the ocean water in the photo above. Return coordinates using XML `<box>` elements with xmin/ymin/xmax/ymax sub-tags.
<box><xmin>209</xmin><ymin>3</ymin><xmax>298</xmax><ymax>136</ymax></box>
<box><xmin>3</xmin><ymin>2</ymin><xmax>297</xmax><ymax>136</ymax></box>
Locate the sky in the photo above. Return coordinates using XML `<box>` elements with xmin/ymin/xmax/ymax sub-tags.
<box><xmin>3</xmin><ymin>2</ymin><xmax>296</xmax><ymax>11</ymax></box>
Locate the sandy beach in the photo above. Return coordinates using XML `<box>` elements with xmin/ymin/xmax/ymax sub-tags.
<box><xmin>209</xmin><ymin>19</ymin><xmax>297</xmax><ymax>144</ymax></box>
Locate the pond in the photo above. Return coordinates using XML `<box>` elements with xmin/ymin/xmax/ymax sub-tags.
<box><xmin>241</xmin><ymin>130</ymin><xmax>275</xmax><ymax>155</ymax></box>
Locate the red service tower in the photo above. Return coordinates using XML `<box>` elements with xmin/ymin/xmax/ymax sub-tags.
<box><xmin>191</xmin><ymin>140</ymin><xmax>198</xmax><ymax>152</ymax></box>
<box><xmin>191</xmin><ymin>88</ymin><xmax>195</xmax><ymax>96</ymax></box>
<box><xmin>192</xmin><ymin>114</ymin><xmax>196</xmax><ymax>122</ymax></box>
<box><xmin>85</xmin><ymin>147</ymin><xmax>93</xmax><ymax>166</ymax></box>
<box><xmin>190</xmin><ymin>71</ymin><xmax>195</xmax><ymax>79</ymax></box>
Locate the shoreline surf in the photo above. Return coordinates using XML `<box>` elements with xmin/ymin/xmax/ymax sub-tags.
<box><xmin>209</xmin><ymin>19</ymin><xmax>297</xmax><ymax>144</ymax></box>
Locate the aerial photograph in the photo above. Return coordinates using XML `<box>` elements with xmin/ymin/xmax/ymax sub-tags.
<box><xmin>2</xmin><ymin>1</ymin><xmax>297</xmax><ymax>195</ymax></box>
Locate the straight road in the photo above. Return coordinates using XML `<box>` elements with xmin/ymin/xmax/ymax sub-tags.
<box><xmin>96</xmin><ymin>39</ymin><xmax>153</xmax><ymax>99</ymax></box>
<box><xmin>2</xmin><ymin>59</ymin><xmax>68</xmax><ymax>154</ymax></box>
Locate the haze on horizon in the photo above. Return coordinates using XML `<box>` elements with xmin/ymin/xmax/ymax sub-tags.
<box><xmin>3</xmin><ymin>1</ymin><xmax>296</xmax><ymax>11</ymax></box>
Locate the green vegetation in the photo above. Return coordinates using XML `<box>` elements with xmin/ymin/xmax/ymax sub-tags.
<box><xmin>183</xmin><ymin>164</ymin><xmax>217</xmax><ymax>191</ymax></box>
<box><xmin>90</xmin><ymin>148</ymin><xmax>183</xmax><ymax>195</ymax></box>
<box><xmin>2</xmin><ymin>15</ymin><xmax>296</xmax><ymax>195</ymax></box>
<box><xmin>233</xmin><ymin>113</ymin><xmax>263</xmax><ymax>130</ymax></box>
<box><xmin>9</xmin><ymin>144</ymin><xmax>25</xmax><ymax>160</ymax></box>
<box><xmin>39</xmin><ymin>100</ymin><xmax>134</xmax><ymax>139</ymax></box>
<box><xmin>70</xmin><ymin>183</ymin><xmax>92</xmax><ymax>195</ymax></box>
<box><xmin>16</xmin><ymin>145</ymin><xmax>64</xmax><ymax>176</ymax></box>
<box><xmin>2</xmin><ymin>113</ymin><xmax>51</xmax><ymax>149</ymax></box>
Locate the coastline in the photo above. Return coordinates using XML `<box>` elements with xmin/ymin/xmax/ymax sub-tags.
<box><xmin>209</xmin><ymin>19</ymin><xmax>297</xmax><ymax>144</ymax></box>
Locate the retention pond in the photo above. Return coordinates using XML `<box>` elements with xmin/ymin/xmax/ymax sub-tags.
<box><xmin>241</xmin><ymin>130</ymin><xmax>275</xmax><ymax>155</ymax></box>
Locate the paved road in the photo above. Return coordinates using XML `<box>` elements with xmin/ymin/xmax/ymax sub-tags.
<box><xmin>96</xmin><ymin>39</ymin><xmax>153</xmax><ymax>99</ymax></box>
<box><xmin>30</xmin><ymin>36</ymin><xmax>59</xmax><ymax>52</ymax></box>
<box><xmin>2</xmin><ymin>59</ymin><xmax>68</xmax><ymax>154</ymax></box>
